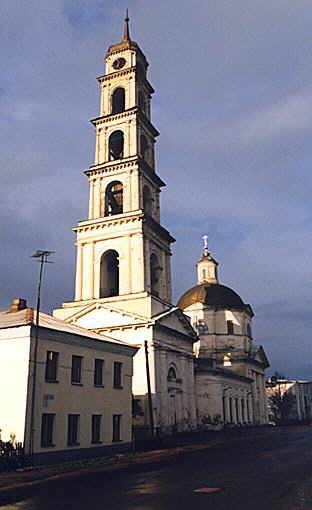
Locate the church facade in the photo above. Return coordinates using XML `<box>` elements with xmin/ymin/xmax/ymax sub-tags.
<box><xmin>53</xmin><ymin>14</ymin><xmax>269</xmax><ymax>434</ymax></box>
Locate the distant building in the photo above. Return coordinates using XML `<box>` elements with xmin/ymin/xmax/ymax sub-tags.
<box><xmin>266</xmin><ymin>378</ymin><xmax>312</xmax><ymax>423</ymax></box>
<box><xmin>0</xmin><ymin>298</ymin><xmax>137</xmax><ymax>463</ymax></box>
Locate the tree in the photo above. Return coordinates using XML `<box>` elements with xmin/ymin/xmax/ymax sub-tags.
<box><xmin>268</xmin><ymin>374</ymin><xmax>296</xmax><ymax>425</ymax></box>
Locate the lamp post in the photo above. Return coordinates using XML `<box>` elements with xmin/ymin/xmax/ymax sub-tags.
<box><xmin>29</xmin><ymin>250</ymin><xmax>54</xmax><ymax>457</ymax></box>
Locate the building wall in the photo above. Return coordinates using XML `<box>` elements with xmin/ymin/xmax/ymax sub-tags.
<box><xmin>195</xmin><ymin>373</ymin><xmax>251</xmax><ymax>427</ymax></box>
<box><xmin>0</xmin><ymin>326</ymin><xmax>31</xmax><ymax>443</ymax></box>
<box><xmin>24</xmin><ymin>328</ymin><xmax>134</xmax><ymax>456</ymax></box>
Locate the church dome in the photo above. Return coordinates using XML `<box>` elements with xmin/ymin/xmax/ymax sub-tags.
<box><xmin>177</xmin><ymin>283</ymin><xmax>253</xmax><ymax>315</ymax></box>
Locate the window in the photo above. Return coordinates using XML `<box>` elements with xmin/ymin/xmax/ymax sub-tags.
<box><xmin>113</xmin><ymin>361</ymin><xmax>123</xmax><ymax>388</ymax></box>
<box><xmin>150</xmin><ymin>253</ymin><xmax>161</xmax><ymax>297</ymax></box>
<box><xmin>67</xmin><ymin>414</ymin><xmax>80</xmax><ymax>446</ymax></box>
<box><xmin>41</xmin><ymin>414</ymin><xmax>55</xmax><ymax>447</ymax></box>
<box><xmin>91</xmin><ymin>415</ymin><xmax>102</xmax><ymax>444</ymax></box>
<box><xmin>111</xmin><ymin>88</ymin><xmax>125</xmax><ymax>114</ymax></box>
<box><xmin>140</xmin><ymin>134</ymin><xmax>148</xmax><ymax>160</ymax></box>
<box><xmin>227</xmin><ymin>320</ymin><xmax>234</xmax><ymax>335</ymax></box>
<box><xmin>45</xmin><ymin>351</ymin><xmax>58</xmax><ymax>382</ymax></box>
<box><xmin>100</xmin><ymin>250</ymin><xmax>119</xmax><ymax>298</ymax></box>
<box><xmin>71</xmin><ymin>356</ymin><xmax>82</xmax><ymax>384</ymax></box>
<box><xmin>247</xmin><ymin>323</ymin><xmax>252</xmax><ymax>338</ymax></box>
<box><xmin>167</xmin><ymin>367</ymin><xmax>177</xmax><ymax>382</ymax></box>
<box><xmin>105</xmin><ymin>181</ymin><xmax>123</xmax><ymax>216</ymax></box>
<box><xmin>94</xmin><ymin>359</ymin><xmax>104</xmax><ymax>386</ymax></box>
<box><xmin>109</xmin><ymin>130</ymin><xmax>124</xmax><ymax>160</ymax></box>
<box><xmin>112</xmin><ymin>414</ymin><xmax>121</xmax><ymax>442</ymax></box>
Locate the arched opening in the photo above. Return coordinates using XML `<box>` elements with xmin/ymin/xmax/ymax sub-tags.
<box><xmin>150</xmin><ymin>253</ymin><xmax>161</xmax><ymax>297</ymax></box>
<box><xmin>143</xmin><ymin>185</ymin><xmax>153</xmax><ymax>216</ymax></box>
<box><xmin>138</xmin><ymin>91</ymin><xmax>145</xmax><ymax>113</ymax></box>
<box><xmin>111</xmin><ymin>88</ymin><xmax>125</xmax><ymax>114</ymax></box>
<box><xmin>100</xmin><ymin>250</ymin><xmax>119</xmax><ymax>298</ymax></box>
<box><xmin>109</xmin><ymin>130</ymin><xmax>124</xmax><ymax>160</ymax></box>
<box><xmin>223</xmin><ymin>354</ymin><xmax>232</xmax><ymax>367</ymax></box>
<box><xmin>105</xmin><ymin>181</ymin><xmax>123</xmax><ymax>216</ymax></box>
<box><xmin>167</xmin><ymin>367</ymin><xmax>177</xmax><ymax>382</ymax></box>
<box><xmin>140</xmin><ymin>134</ymin><xmax>148</xmax><ymax>161</ymax></box>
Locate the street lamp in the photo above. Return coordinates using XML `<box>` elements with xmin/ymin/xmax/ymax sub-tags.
<box><xmin>29</xmin><ymin>250</ymin><xmax>54</xmax><ymax>457</ymax></box>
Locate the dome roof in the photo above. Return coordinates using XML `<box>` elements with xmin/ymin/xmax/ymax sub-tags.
<box><xmin>177</xmin><ymin>283</ymin><xmax>253</xmax><ymax>315</ymax></box>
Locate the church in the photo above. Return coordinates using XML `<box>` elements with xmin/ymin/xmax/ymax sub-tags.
<box><xmin>53</xmin><ymin>13</ymin><xmax>269</xmax><ymax>434</ymax></box>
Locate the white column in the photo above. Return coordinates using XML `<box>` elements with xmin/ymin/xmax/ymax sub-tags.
<box><xmin>88</xmin><ymin>179</ymin><xmax>95</xmax><ymax>219</ymax></box>
<box><xmin>75</xmin><ymin>243</ymin><xmax>83</xmax><ymax>301</ymax></box>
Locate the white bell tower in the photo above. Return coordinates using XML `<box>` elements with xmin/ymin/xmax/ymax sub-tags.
<box><xmin>59</xmin><ymin>12</ymin><xmax>175</xmax><ymax>319</ymax></box>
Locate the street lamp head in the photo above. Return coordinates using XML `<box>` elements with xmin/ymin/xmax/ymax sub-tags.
<box><xmin>31</xmin><ymin>250</ymin><xmax>55</xmax><ymax>258</ymax></box>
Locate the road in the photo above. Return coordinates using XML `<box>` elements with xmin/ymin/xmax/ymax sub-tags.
<box><xmin>2</xmin><ymin>426</ymin><xmax>312</xmax><ymax>510</ymax></box>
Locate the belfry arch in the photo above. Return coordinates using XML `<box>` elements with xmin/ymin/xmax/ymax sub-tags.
<box><xmin>150</xmin><ymin>253</ymin><xmax>161</xmax><ymax>297</ymax></box>
<box><xmin>111</xmin><ymin>88</ymin><xmax>125</xmax><ymax>114</ymax></box>
<box><xmin>105</xmin><ymin>181</ymin><xmax>123</xmax><ymax>216</ymax></box>
<box><xmin>109</xmin><ymin>130</ymin><xmax>124</xmax><ymax>160</ymax></box>
<box><xmin>100</xmin><ymin>250</ymin><xmax>119</xmax><ymax>298</ymax></box>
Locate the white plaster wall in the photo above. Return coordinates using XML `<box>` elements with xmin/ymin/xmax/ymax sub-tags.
<box><xmin>0</xmin><ymin>326</ymin><xmax>30</xmax><ymax>443</ymax></box>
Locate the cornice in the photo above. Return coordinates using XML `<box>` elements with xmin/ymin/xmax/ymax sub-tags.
<box><xmin>97</xmin><ymin>66</ymin><xmax>154</xmax><ymax>93</ymax></box>
<box><xmin>144</xmin><ymin>215</ymin><xmax>176</xmax><ymax>244</ymax></box>
<box><xmin>86</xmin><ymin>157</ymin><xmax>165</xmax><ymax>188</ymax></box>
<box><xmin>90</xmin><ymin>107</ymin><xmax>159</xmax><ymax>137</ymax></box>
<box><xmin>73</xmin><ymin>212</ymin><xmax>144</xmax><ymax>234</ymax></box>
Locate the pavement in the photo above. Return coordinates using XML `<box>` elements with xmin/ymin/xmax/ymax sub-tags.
<box><xmin>0</xmin><ymin>426</ymin><xmax>274</xmax><ymax>502</ymax></box>
<box><xmin>1</xmin><ymin>426</ymin><xmax>312</xmax><ymax>509</ymax></box>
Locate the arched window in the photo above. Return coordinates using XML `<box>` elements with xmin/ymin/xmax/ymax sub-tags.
<box><xmin>138</xmin><ymin>91</ymin><xmax>145</xmax><ymax>113</ymax></box>
<box><xmin>111</xmin><ymin>88</ymin><xmax>125</xmax><ymax>115</ymax></box>
<box><xmin>100</xmin><ymin>250</ymin><xmax>119</xmax><ymax>298</ymax></box>
<box><xmin>227</xmin><ymin>320</ymin><xmax>234</xmax><ymax>335</ymax></box>
<box><xmin>109</xmin><ymin>130</ymin><xmax>124</xmax><ymax>160</ymax></box>
<box><xmin>143</xmin><ymin>185</ymin><xmax>153</xmax><ymax>215</ymax></box>
<box><xmin>223</xmin><ymin>354</ymin><xmax>232</xmax><ymax>367</ymax></box>
<box><xmin>167</xmin><ymin>367</ymin><xmax>177</xmax><ymax>382</ymax></box>
<box><xmin>150</xmin><ymin>253</ymin><xmax>161</xmax><ymax>297</ymax></box>
<box><xmin>105</xmin><ymin>181</ymin><xmax>123</xmax><ymax>216</ymax></box>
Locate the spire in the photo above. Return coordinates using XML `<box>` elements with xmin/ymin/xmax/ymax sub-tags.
<box><xmin>197</xmin><ymin>235</ymin><xmax>219</xmax><ymax>285</ymax></box>
<box><xmin>123</xmin><ymin>8</ymin><xmax>130</xmax><ymax>41</ymax></box>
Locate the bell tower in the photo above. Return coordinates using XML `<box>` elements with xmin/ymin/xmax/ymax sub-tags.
<box><xmin>58</xmin><ymin>12</ymin><xmax>174</xmax><ymax>319</ymax></box>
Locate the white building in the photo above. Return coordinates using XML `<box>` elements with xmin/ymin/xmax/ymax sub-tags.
<box><xmin>0</xmin><ymin>298</ymin><xmax>137</xmax><ymax>462</ymax></box>
<box><xmin>178</xmin><ymin>241</ymin><xmax>270</xmax><ymax>427</ymax></box>
<box><xmin>266</xmin><ymin>378</ymin><xmax>312</xmax><ymax>424</ymax></box>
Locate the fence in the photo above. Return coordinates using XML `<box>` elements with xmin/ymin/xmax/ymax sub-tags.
<box><xmin>0</xmin><ymin>441</ymin><xmax>28</xmax><ymax>471</ymax></box>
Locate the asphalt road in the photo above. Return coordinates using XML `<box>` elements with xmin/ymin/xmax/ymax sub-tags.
<box><xmin>2</xmin><ymin>426</ymin><xmax>312</xmax><ymax>510</ymax></box>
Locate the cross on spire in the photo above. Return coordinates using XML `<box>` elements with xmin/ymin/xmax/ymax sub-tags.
<box><xmin>123</xmin><ymin>8</ymin><xmax>130</xmax><ymax>41</ymax></box>
<box><xmin>202</xmin><ymin>235</ymin><xmax>209</xmax><ymax>257</ymax></box>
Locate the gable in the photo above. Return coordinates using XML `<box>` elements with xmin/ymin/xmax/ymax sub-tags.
<box><xmin>155</xmin><ymin>308</ymin><xmax>197</xmax><ymax>340</ymax></box>
<box><xmin>68</xmin><ymin>304</ymin><xmax>148</xmax><ymax>330</ymax></box>
<box><xmin>253</xmin><ymin>346</ymin><xmax>270</xmax><ymax>368</ymax></box>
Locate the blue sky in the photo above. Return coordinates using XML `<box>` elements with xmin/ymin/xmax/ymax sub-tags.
<box><xmin>1</xmin><ymin>1</ymin><xmax>311</xmax><ymax>378</ymax></box>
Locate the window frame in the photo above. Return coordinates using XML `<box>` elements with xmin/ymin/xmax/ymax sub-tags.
<box><xmin>94</xmin><ymin>359</ymin><xmax>104</xmax><ymax>387</ymax></box>
<box><xmin>113</xmin><ymin>361</ymin><xmax>123</xmax><ymax>389</ymax></box>
<box><xmin>112</xmin><ymin>414</ymin><xmax>122</xmax><ymax>442</ymax></box>
<box><xmin>227</xmin><ymin>320</ymin><xmax>234</xmax><ymax>335</ymax></box>
<box><xmin>45</xmin><ymin>351</ymin><xmax>59</xmax><ymax>383</ymax></box>
<box><xmin>41</xmin><ymin>413</ymin><xmax>55</xmax><ymax>448</ymax></box>
<box><xmin>91</xmin><ymin>415</ymin><xmax>102</xmax><ymax>444</ymax></box>
<box><xmin>67</xmin><ymin>414</ymin><xmax>80</xmax><ymax>446</ymax></box>
<box><xmin>71</xmin><ymin>355</ymin><xmax>83</xmax><ymax>385</ymax></box>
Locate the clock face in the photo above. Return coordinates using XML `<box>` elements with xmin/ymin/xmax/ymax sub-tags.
<box><xmin>113</xmin><ymin>57</ymin><xmax>126</xmax><ymax>70</ymax></box>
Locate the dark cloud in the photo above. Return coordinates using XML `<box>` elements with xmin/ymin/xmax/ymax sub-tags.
<box><xmin>1</xmin><ymin>1</ymin><xmax>311</xmax><ymax>379</ymax></box>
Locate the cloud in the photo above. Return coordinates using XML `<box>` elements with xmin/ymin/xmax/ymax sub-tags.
<box><xmin>1</xmin><ymin>0</ymin><xmax>312</xmax><ymax>379</ymax></box>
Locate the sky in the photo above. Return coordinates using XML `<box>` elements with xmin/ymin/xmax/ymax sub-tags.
<box><xmin>1</xmin><ymin>0</ymin><xmax>311</xmax><ymax>379</ymax></box>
